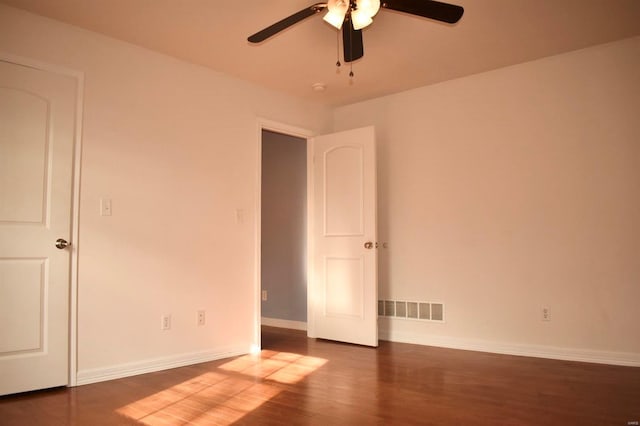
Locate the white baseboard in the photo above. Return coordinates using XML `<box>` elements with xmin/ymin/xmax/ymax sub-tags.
<box><xmin>379</xmin><ymin>328</ymin><xmax>640</xmax><ymax>367</ymax></box>
<box><xmin>76</xmin><ymin>346</ymin><xmax>248</xmax><ymax>386</ymax></box>
<box><xmin>261</xmin><ymin>317</ymin><xmax>307</xmax><ymax>331</ymax></box>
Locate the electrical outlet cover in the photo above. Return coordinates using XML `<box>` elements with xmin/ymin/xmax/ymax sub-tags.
<box><xmin>161</xmin><ymin>314</ymin><xmax>171</xmax><ymax>330</ymax></box>
<box><xmin>542</xmin><ymin>307</ymin><xmax>551</xmax><ymax>321</ymax></box>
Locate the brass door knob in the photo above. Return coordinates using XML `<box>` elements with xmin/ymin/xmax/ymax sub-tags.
<box><xmin>364</xmin><ymin>241</ymin><xmax>374</xmax><ymax>249</ymax></box>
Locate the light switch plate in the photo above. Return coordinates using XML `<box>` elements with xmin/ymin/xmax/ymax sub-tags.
<box><xmin>100</xmin><ymin>198</ymin><xmax>112</xmax><ymax>216</ymax></box>
<box><xmin>236</xmin><ymin>208</ymin><xmax>245</xmax><ymax>224</ymax></box>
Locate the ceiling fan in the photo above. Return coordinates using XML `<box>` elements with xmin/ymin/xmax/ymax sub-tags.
<box><xmin>248</xmin><ymin>0</ymin><xmax>464</xmax><ymax>65</ymax></box>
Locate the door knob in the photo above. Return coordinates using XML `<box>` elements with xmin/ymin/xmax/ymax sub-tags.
<box><xmin>364</xmin><ymin>241</ymin><xmax>374</xmax><ymax>249</ymax></box>
<box><xmin>55</xmin><ymin>238</ymin><xmax>70</xmax><ymax>249</ymax></box>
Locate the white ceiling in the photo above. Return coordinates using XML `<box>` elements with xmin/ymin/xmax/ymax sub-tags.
<box><xmin>3</xmin><ymin>0</ymin><xmax>640</xmax><ymax>106</ymax></box>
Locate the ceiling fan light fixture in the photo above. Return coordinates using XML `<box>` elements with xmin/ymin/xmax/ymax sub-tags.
<box><xmin>323</xmin><ymin>0</ymin><xmax>349</xmax><ymax>29</ymax></box>
<box><xmin>352</xmin><ymin>0</ymin><xmax>380</xmax><ymax>30</ymax></box>
<box><xmin>356</xmin><ymin>0</ymin><xmax>380</xmax><ymax>18</ymax></box>
<box><xmin>351</xmin><ymin>9</ymin><xmax>373</xmax><ymax>30</ymax></box>
<box><xmin>323</xmin><ymin>9</ymin><xmax>347</xmax><ymax>29</ymax></box>
<box><xmin>248</xmin><ymin>0</ymin><xmax>464</xmax><ymax>72</ymax></box>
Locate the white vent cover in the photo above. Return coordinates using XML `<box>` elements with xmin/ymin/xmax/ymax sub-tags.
<box><xmin>407</xmin><ymin>302</ymin><xmax>418</xmax><ymax>318</ymax></box>
<box><xmin>378</xmin><ymin>299</ymin><xmax>445</xmax><ymax>322</ymax></box>
<box><xmin>384</xmin><ymin>300</ymin><xmax>395</xmax><ymax>317</ymax></box>
<box><xmin>419</xmin><ymin>302</ymin><xmax>430</xmax><ymax>320</ymax></box>
<box><xmin>431</xmin><ymin>303</ymin><xmax>444</xmax><ymax>321</ymax></box>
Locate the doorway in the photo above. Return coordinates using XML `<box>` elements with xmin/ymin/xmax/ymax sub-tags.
<box><xmin>256</xmin><ymin>122</ymin><xmax>378</xmax><ymax>350</ymax></box>
<box><xmin>260</xmin><ymin>129</ymin><xmax>308</xmax><ymax>344</ymax></box>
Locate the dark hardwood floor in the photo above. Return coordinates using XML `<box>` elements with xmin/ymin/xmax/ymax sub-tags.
<box><xmin>1</xmin><ymin>326</ymin><xmax>639</xmax><ymax>425</ymax></box>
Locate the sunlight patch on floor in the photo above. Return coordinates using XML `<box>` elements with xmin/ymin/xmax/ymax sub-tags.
<box><xmin>219</xmin><ymin>351</ymin><xmax>327</xmax><ymax>384</ymax></box>
<box><xmin>116</xmin><ymin>350</ymin><xmax>328</xmax><ymax>425</ymax></box>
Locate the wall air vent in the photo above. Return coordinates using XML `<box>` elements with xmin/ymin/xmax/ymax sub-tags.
<box><xmin>431</xmin><ymin>303</ymin><xmax>444</xmax><ymax>321</ymax></box>
<box><xmin>419</xmin><ymin>302</ymin><xmax>430</xmax><ymax>320</ymax></box>
<box><xmin>384</xmin><ymin>300</ymin><xmax>395</xmax><ymax>317</ymax></box>
<box><xmin>407</xmin><ymin>302</ymin><xmax>418</xmax><ymax>319</ymax></box>
<box><xmin>378</xmin><ymin>300</ymin><xmax>445</xmax><ymax>323</ymax></box>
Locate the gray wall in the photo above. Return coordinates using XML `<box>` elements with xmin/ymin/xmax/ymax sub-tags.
<box><xmin>261</xmin><ymin>130</ymin><xmax>307</xmax><ymax>322</ymax></box>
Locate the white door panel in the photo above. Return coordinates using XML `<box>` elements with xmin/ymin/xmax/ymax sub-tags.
<box><xmin>311</xmin><ymin>126</ymin><xmax>377</xmax><ymax>347</ymax></box>
<box><xmin>324</xmin><ymin>145</ymin><xmax>364</xmax><ymax>236</ymax></box>
<box><xmin>0</xmin><ymin>60</ymin><xmax>76</xmax><ymax>395</ymax></box>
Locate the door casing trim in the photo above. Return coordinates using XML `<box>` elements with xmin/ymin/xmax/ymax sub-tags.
<box><xmin>255</xmin><ymin>118</ymin><xmax>315</xmax><ymax>350</ymax></box>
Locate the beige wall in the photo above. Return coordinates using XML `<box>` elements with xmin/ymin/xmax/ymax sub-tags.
<box><xmin>334</xmin><ymin>36</ymin><xmax>640</xmax><ymax>361</ymax></box>
<box><xmin>0</xmin><ymin>4</ymin><xmax>332</xmax><ymax>380</ymax></box>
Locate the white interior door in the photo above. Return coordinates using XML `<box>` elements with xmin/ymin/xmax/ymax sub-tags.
<box><xmin>0</xmin><ymin>60</ymin><xmax>76</xmax><ymax>395</ymax></box>
<box><xmin>309</xmin><ymin>126</ymin><xmax>377</xmax><ymax>347</ymax></box>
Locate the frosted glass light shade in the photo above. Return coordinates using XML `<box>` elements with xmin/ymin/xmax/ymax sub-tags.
<box><xmin>351</xmin><ymin>9</ymin><xmax>373</xmax><ymax>30</ymax></box>
<box><xmin>324</xmin><ymin>0</ymin><xmax>349</xmax><ymax>29</ymax></box>
<box><xmin>324</xmin><ymin>9</ymin><xmax>347</xmax><ymax>29</ymax></box>
<box><xmin>356</xmin><ymin>0</ymin><xmax>380</xmax><ymax>17</ymax></box>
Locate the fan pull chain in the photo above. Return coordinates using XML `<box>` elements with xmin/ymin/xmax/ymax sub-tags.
<box><xmin>349</xmin><ymin>19</ymin><xmax>354</xmax><ymax>78</ymax></box>
<box><xmin>336</xmin><ymin>29</ymin><xmax>341</xmax><ymax>68</ymax></box>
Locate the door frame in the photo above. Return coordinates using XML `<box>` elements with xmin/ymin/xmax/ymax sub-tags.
<box><xmin>254</xmin><ymin>118</ymin><xmax>315</xmax><ymax>350</ymax></box>
<box><xmin>1</xmin><ymin>52</ymin><xmax>84</xmax><ymax>387</ymax></box>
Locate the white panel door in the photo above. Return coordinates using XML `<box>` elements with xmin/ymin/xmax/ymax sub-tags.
<box><xmin>0</xmin><ymin>60</ymin><xmax>76</xmax><ymax>395</ymax></box>
<box><xmin>310</xmin><ymin>126</ymin><xmax>377</xmax><ymax>347</ymax></box>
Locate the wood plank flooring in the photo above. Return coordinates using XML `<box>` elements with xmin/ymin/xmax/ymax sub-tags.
<box><xmin>1</xmin><ymin>326</ymin><xmax>639</xmax><ymax>425</ymax></box>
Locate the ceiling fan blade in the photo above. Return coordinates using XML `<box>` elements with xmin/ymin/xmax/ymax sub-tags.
<box><xmin>343</xmin><ymin>19</ymin><xmax>364</xmax><ymax>63</ymax></box>
<box><xmin>248</xmin><ymin>3</ymin><xmax>326</xmax><ymax>43</ymax></box>
<box><xmin>382</xmin><ymin>0</ymin><xmax>464</xmax><ymax>24</ymax></box>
